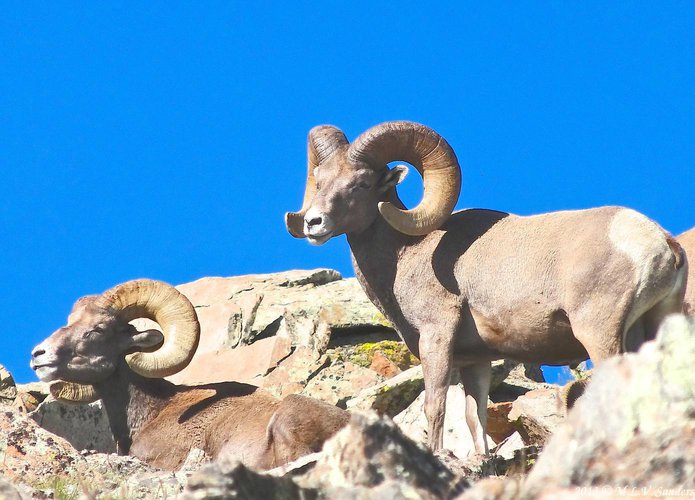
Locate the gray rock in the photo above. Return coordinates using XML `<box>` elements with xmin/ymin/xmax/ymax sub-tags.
<box><xmin>507</xmin><ymin>386</ymin><xmax>564</xmax><ymax>446</ymax></box>
<box><xmin>170</xmin><ymin>270</ymin><xmax>396</xmax><ymax>387</ymax></box>
<box><xmin>300</xmin><ymin>359</ymin><xmax>384</xmax><ymax>407</ymax></box>
<box><xmin>523</xmin><ymin>314</ymin><xmax>695</xmax><ymax>496</ymax></box>
<box><xmin>346</xmin><ymin>365</ymin><xmax>424</xmax><ymax>416</ymax></box>
<box><xmin>301</xmin><ymin>412</ymin><xmax>468</xmax><ymax>499</ymax></box>
<box><xmin>0</xmin><ymin>365</ymin><xmax>17</xmax><ymax>405</ymax></box>
<box><xmin>30</xmin><ymin>396</ymin><xmax>116</xmax><ymax>453</ymax></box>
<box><xmin>1</xmin><ymin>403</ymin><xmax>178</xmax><ymax>497</ymax></box>
<box><xmin>182</xmin><ymin>459</ymin><xmax>307</xmax><ymax>499</ymax></box>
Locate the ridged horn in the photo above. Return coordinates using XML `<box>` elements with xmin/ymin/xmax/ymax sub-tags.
<box><xmin>49</xmin><ymin>380</ymin><xmax>99</xmax><ymax>403</ymax></box>
<box><xmin>285</xmin><ymin>125</ymin><xmax>349</xmax><ymax>238</ymax></box>
<box><xmin>96</xmin><ymin>279</ymin><xmax>200</xmax><ymax>378</ymax></box>
<box><xmin>348</xmin><ymin>121</ymin><xmax>461</xmax><ymax>236</ymax></box>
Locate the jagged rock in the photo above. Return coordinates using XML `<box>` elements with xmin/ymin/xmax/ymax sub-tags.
<box><xmin>1</xmin><ymin>405</ymin><xmax>83</xmax><ymax>487</ymax></box>
<box><xmin>523</xmin><ymin>314</ymin><xmax>695</xmax><ymax>496</ymax></box>
<box><xmin>166</xmin><ymin>270</ymin><xmax>396</xmax><ymax>386</ymax></box>
<box><xmin>0</xmin><ymin>403</ymin><xmax>185</xmax><ymax>497</ymax></box>
<box><xmin>262</xmin><ymin>346</ymin><xmax>331</xmax><ymax>398</ymax></box>
<box><xmin>0</xmin><ymin>365</ymin><xmax>17</xmax><ymax>405</ymax></box>
<box><xmin>393</xmin><ymin>384</ymin><xmax>495</xmax><ymax>459</ymax></box>
<box><xmin>30</xmin><ymin>397</ymin><xmax>116</xmax><ymax>453</ymax></box>
<box><xmin>13</xmin><ymin>382</ymin><xmax>49</xmax><ymax>413</ymax></box>
<box><xmin>182</xmin><ymin>460</ymin><xmax>306</xmax><ymax>499</ymax></box>
<box><xmin>299</xmin><ymin>412</ymin><xmax>468</xmax><ymax>499</ymax></box>
<box><xmin>492</xmin><ymin>432</ymin><xmax>525</xmax><ymax>460</ymax></box>
<box><xmin>507</xmin><ymin>386</ymin><xmax>564</xmax><ymax>446</ymax></box>
<box><xmin>486</xmin><ymin>402</ymin><xmax>515</xmax><ymax>443</ymax></box>
<box><xmin>300</xmin><ymin>359</ymin><xmax>384</xmax><ymax>407</ymax></box>
<box><xmin>346</xmin><ymin>365</ymin><xmax>424</xmax><ymax>416</ymax></box>
<box><xmin>75</xmin><ymin>453</ymin><xmax>185</xmax><ymax>499</ymax></box>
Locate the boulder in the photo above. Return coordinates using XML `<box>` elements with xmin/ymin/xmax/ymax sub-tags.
<box><xmin>182</xmin><ymin>460</ymin><xmax>305</xmax><ymax>500</ymax></box>
<box><xmin>300</xmin><ymin>359</ymin><xmax>384</xmax><ymax>407</ymax></box>
<box><xmin>166</xmin><ymin>270</ymin><xmax>396</xmax><ymax>387</ymax></box>
<box><xmin>30</xmin><ymin>397</ymin><xmax>116</xmax><ymax>453</ymax></box>
<box><xmin>300</xmin><ymin>412</ymin><xmax>468</xmax><ymax>499</ymax></box>
<box><xmin>346</xmin><ymin>365</ymin><xmax>424</xmax><ymax>416</ymax></box>
<box><xmin>261</xmin><ymin>346</ymin><xmax>331</xmax><ymax>398</ymax></box>
<box><xmin>507</xmin><ymin>386</ymin><xmax>564</xmax><ymax>446</ymax></box>
<box><xmin>1</xmin><ymin>403</ymin><xmax>186</xmax><ymax>497</ymax></box>
<box><xmin>486</xmin><ymin>402</ymin><xmax>515</xmax><ymax>443</ymax></box>
<box><xmin>13</xmin><ymin>381</ymin><xmax>49</xmax><ymax>413</ymax></box>
<box><xmin>0</xmin><ymin>365</ymin><xmax>17</xmax><ymax>405</ymax></box>
<box><xmin>523</xmin><ymin>314</ymin><xmax>695</xmax><ymax>495</ymax></box>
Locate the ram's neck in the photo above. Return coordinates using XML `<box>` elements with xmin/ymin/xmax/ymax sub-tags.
<box><xmin>95</xmin><ymin>363</ymin><xmax>178</xmax><ymax>455</ymax></box>
<box><xmin>347</xmin><ymin>192</ymin><xmax>417</xmax><ymax>339</ymax></box>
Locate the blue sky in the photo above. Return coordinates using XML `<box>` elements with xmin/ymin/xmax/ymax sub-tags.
<box><xmin>1</xmin><ymin>4</ymin><xmax>693</xmax><ymax>384</ymax></box>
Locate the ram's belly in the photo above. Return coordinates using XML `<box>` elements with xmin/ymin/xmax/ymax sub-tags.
<box><xmin>453</xmin><ymin>304</ymin><xmax>588</xmax><ymax>365</ymax></box>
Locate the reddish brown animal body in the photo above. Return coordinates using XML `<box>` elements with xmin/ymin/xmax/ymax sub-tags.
<box><xmin>31</xmin><ymin>279</ymin><xmax>348</xmax><ymax>470</ymax></box>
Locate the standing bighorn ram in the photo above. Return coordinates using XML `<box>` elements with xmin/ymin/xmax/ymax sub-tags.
<box><xmin>31</xmin><ymin>279</ymin><xmax>348</xmax><ymax>470</ymax></box>
<box><xmin>677</xmin><ymin>227</ymin><xmax>695</xmax><ymax>315</ymax></box>
<box><xmin>285</xmin><ymin>120</ymin><xmax>687</xmax><ymax>454</ymax></box>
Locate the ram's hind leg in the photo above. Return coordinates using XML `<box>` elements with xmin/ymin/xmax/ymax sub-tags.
<box><xmin>459</xmin><ymin>361</ymin><xmax>492</xmax><ymax>455</ymax></box>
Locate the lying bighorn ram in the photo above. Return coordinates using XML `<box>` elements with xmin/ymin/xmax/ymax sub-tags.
<box><xmin>31</xmin><ymin>279</ymin><xmax>348</xmax><ymax>470</ymax></box>
<box><xmin>286</xmin><ymin>120</ymin><xmax>687</xmax><ymax>454</ymax></box>
<box><xmin>677</xmin><ymin>227</ymin><xmax>695</xmax><ymax>315</ymax></box>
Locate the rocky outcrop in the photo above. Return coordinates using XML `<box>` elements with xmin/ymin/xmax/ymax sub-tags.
<box><xmin>10</xmin><ymin>268</ymin><xmax>693</xmax><ymax>498</ymax></box>
<box><xmin>30</xmin><ymin>397</ymin><xmax>116</xmax><ymax>453</ymax></box>
<box><xmin>523</xmin><ymin>314</ymin><xmax>695</xmax><ymax>496</ymax></box>
<box><xmin>0</xmin><ymin>403</ymin><xmax>185</xmax><ymax>498</ymax></box>
<box><xmin>0</xmin><ymin>366</ymin><xmax>17</xmax><ymax>405</ymax></box>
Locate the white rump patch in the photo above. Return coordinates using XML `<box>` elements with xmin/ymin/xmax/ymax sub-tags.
<box><xmin>609</xmin><ymin>208</ymin><xmax>669</xmax><ymax>304</ymax></box>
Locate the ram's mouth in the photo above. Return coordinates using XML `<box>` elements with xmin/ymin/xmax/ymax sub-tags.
<box><xmin>31</xmin><ymin>363</ymin><xmax>60</xmax><ymax>382</ymax></box>
<box><xmin>307</xmin><ymin>232</ymin><xmax>332</xmax><ymax>245</ymax></box>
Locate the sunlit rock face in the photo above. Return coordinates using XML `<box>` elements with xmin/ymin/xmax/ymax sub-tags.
<box><xmin>523</xmin><ymin>314</ymin><xmax>695</xmax><ymax>495</ymax></box>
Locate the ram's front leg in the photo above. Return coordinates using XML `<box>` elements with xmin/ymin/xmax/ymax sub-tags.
<box><xmin>419</xmin><ymin>332</ymin><xmax>454</xmax><ymax>451</ymax></box>
<box><xmin>459</xmin><ymin>361</ymin><xmax>492</xmax><ymax>455</ymax></box>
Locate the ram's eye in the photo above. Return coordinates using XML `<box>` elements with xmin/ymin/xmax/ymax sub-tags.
<box><xmin>357</xmin><ymin>181</ymin><xmax>371</xmax><ymax>189</ymax></box>
<box><xmin>83</xmin><ymin>327</ymin><xmax>102</xmax><ymax>339</ymax></box>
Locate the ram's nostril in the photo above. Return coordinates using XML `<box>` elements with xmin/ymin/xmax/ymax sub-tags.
<box><xmin>307</xmin><ymin>217</ymin><xmax>323</xmax><ymax>228</ymax></box>
<box><xmin>32</xmin><ymin>348</ymin><xmax>45</xmax><ymax>358</ymax></box>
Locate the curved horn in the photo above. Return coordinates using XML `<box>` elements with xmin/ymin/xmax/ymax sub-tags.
<box><xmin>98</xmin><ymin>279</ymin><xmax>200</xmax><ymax>378</ymax></box>
<box><xmin>348</xmin><ymin>121</ymin><xmax>461</xmax><ymax>236</ymax></box>
<box><xmin>49</xmin><ymin>380</ymin><xmax>99</xmax><ymax>404</ymax></box>
<box><xmin>285</xmin><ymin>125</ymin><xmax>349</xmax><ymax>238</ymax></box>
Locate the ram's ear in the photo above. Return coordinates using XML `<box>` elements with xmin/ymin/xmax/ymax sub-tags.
<box><xmin>378</xmin><ymin>164</ymin><xmax>409</xmax><ymax>193</ymax></box>
<box><xmin>129</xmin><ymin>329</ymin><xmax>164</xmax><ymax>352</ymax></box>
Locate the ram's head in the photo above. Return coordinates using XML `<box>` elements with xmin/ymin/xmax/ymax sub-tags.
<box><xmin>285</xmin><ymin>121</ymin><xmax>462</xmax><ymax>243</ymax></box>
<box><xmin>31</xmin><ymin>279</ymin><xmax>200</xmax><ymax>402</ymax></box>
